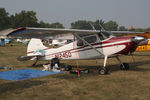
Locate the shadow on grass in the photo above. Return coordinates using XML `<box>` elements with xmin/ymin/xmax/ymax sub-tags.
<box><xmin>26</xmin><ymin>64</ymin><xmax>43</xmax><ymax>68</ymax></box>
<box><xmin>55</xmin><ymin>59</ymin><xmax>150</xmax><ymax>79</ymax></box>
<box><xmin>52</xmin><ymin>66</ymin><xmax>100</xmax><ymax>80</ymax></box>
<box><xmin>129</xmin><ymin>60</ymin><xmax>150</xmax><ymax>71</ymax></box>
<box><xmin>105</xmin><ymin>59</ymin><xmax>150</xmax><ymax>72</ymax></box>
<box><xmin>71</xmin><ymin>59</ymin><xmax>150</xmax><ymax>72</ymax></box>
<box><xmin>53</xmin><ymin>73</ymin><xmax>79</xmax><ymax>80</ymax></box>
<box><xmin>0</xmin><ymin>80</ymin><xmax>46</xmax><ymax>95</ymax></box>
<box><xmin>132</xmin><ymin>54</ymin><xmax>150</xmax><ymax>56</ymax></box>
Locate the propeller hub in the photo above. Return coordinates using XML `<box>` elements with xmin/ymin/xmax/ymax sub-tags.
<box><xmin>131</xmin><ymin>36</ymin><xmax>146</xmax><ymax>45</ymax></box>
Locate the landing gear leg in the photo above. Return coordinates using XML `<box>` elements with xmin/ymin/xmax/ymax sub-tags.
<box><xmin>116</xmin><ymin>56</ymin><xmax>129</xmax><ymax>70</ymax></box>
<box><xmin>32</xmin><ymin>59</ymin><xmax>38</xmax><ymax>67</ymax></box>
<box><xmin>98</xmin><ymin>56</ymin><xmax>109</xmax><ymax>75</ymax></box>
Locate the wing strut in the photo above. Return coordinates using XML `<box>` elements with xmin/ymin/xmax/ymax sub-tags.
<box><xmin>73</xmin><ymin>33</ymin><xmax>104</xmax><ymax>56</ymax></box>
<box><xmin>73</xmin><ymin>35</ymin><xmax>80</xmax><ymax>80</ymax></box>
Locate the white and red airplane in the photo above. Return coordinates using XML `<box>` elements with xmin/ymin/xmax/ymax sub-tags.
<box><xmin>7</xmin><ymin>27</ymin><xmax>145</xmax><ymax>74</ymax></box>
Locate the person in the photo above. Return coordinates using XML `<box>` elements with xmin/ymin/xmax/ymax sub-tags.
<box><xmin>42</xmin><ymin>63</ymin><xmax>51</xmax><ymax>71</ymax></box>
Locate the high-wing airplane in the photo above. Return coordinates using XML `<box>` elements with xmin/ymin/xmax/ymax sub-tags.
<box><xmin>0</xmin><ymin>38</ymin><xmax>11</xmax><ymax>46</ymax></box>
<box><xmin>7</xmin><ymin>27</ymin><xmax>145</xmax><ymax>75</ymax></box>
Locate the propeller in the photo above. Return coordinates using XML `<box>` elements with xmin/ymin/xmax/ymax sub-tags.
<box><xmin>131</xmin><ymin>36</ymin><xmax>146</xmax><ymax>45</ymax></box>
<box><xmin>130</xmin><ymin>36</ymin><xmax>148</xmax><ymax>63</ymax></box>
<box><xmin>131</xmin><ymin>36</ymin><xmax>148</xmax><ymax>46</ymax></box>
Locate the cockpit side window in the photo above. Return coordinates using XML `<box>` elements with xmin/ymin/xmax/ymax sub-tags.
<box><xmin>77</xmin><ymin>35</ymin><xmax>98</xmax><ymax>46</ymax></box>
<box><xmin>84</xmin><ymin>35</ymin><xmax>97</xmax><ymax>44</ymax></box>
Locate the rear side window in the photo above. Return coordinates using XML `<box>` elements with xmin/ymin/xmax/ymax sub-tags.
<box><xmin>77</xmin><ymin>40</ymin><xmax>84</xmax><ymax>46</ymax></box>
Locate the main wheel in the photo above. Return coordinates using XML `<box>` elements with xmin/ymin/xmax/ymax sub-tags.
<box><xmin>98</xmin><ymin>67</ymin><xmax>109</xmax><ymax>75</ymax></box>
<box><xmin>51</xmin><ymin>58</ymin><xmax>60</xmax><ymax>69</ymax></box>
<box><xmin>120</xmin><ymin>63</ymin><xmax>129</xmax><ymax>70</ymax></box>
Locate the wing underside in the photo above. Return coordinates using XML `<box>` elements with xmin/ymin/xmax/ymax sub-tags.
<box><xmin>7</xmin><ymin>27</ymin><xmax>100</xmax><ymax>39</ymax></box>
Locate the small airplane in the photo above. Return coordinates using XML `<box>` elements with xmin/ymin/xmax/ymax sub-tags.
<box><xmin>0</xmin><ymin>28</ymin><xmax>13</xmax><ymax>46</ymax></box>
<box><xmin>0</xmin><ymin>38</ymin><xmax>11</xmax><ymax>46</ymax></box>
<box><xmin>136</xmin><ymin>39</ymin><xmax>150</xmax><ymax>51</ymax></box>
<box><xmin>7</xmin><ymin>27</ymin><xmax>145</xmax><ymax>75</ymax></box>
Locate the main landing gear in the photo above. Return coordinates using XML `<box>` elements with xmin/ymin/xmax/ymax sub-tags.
<box><xmin>98</xmin><ymin>67</ymin><xmax>109</xmax><ymax>75</ymax></box>
<box><xmin>31</xmin><ymin>59</ymin><xmax>38</xmax><ymax>67</ymax></box>
<box><xmin>98</xmin><ymin>56</ymin><xmax>109</xmax><ymax>75</ymax></box>
<box><xmin>98</xmin><ymin>56</ymin><xmax>130</xmax><ymax>75</ymax></box>
<box><xmin>116</xmin><ymin>56</ymin><xmax>130</xmax><ymax>70</ymax></box>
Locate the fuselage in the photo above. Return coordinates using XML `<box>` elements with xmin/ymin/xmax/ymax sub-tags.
<box><xmin>28</xmin><ymin>36</ymin><xmax>137</xmax><ymax>61</ymax></box>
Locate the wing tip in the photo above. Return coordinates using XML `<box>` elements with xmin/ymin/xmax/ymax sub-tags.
<box><xmin>7</xmin><ymin>27</ymin><xmax>26</xmax><ymax>36</ymax></box>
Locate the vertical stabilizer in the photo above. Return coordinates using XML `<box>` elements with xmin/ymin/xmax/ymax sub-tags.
<box><xmin>27</xmin><ymin>38</ymin><xmax>47</xmax><ymax>56</ymax></box>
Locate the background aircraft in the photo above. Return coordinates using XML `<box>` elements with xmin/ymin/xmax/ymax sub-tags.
<box><xmin>124</xmin><ymin>32</ymin><xmax>150</xmax><ymax>52</ymax></box>
<box><xmin>0</xmin><ymin>38</ymin><xmax>11</xmax><ymax>46</ymax></box>
<box><xmin>113</xmin><ymin>31</ymin><xmax>150</xmax><ymax>52</ymax></box>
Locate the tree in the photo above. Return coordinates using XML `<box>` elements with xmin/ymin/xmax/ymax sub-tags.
<box><xmin>128</xmin><ymin>28</ymin><xmax>135</xmax><ymax>31</ymax></box>
<box><xmin>48</xmin><ymin>22</ymin><xmax>64</xmax><ymax>28</ymax></box>
<box><xmin>146</xmin><ymin>27</ymin><xmax>150</xmax><ymax>32</ymax></box>
<box><xmin>71</xmin><ymin>19</ymin><xmax>105</xmax><ymax>30</ymax></box>
<box><xmin>12</xmin><ymin>10</ymin><xmax>38</xmax><ymax>28</ymax></box>
<box><xmin>118</xmin><ymin>26</ymin><xmax>127</xmax><ymax>31</ymax></box>
<box><xmin>134</xmin><ymin>28</ymin><xmax>145</xmax><ymax>32</ymax></box>
<box><xmin>71</xmin><ymin>20</ymin><xmax>92</xmax><ymax>30</ymax></box>
<box><xmin>39</xmin><ymin>21</ymin><xmax>64</xmax><ymax>28</ymax></box>
<box><xmin>91</xmin><ymin>19</ymin><xmax>105</xmax><ymax>30</ymax></box>
<box><xmin>39</xmin><ymin>21</ymin><xmax>50</xmax><ymax>28</ymax></box>
<box><xmin>0</xmin><ymin>8</ymin><xmax>10</xmax><ymax>30</ymax></box>
<box><xmin>104</xmin><ymin>21</ymin><xmax>118</xmax><ymax>31</ymax></box>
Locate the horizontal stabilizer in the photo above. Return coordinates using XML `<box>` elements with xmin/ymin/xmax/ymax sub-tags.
<box><xmin>17</xmin><ymin>55</ymin><xmax>43</xmax><ymax>61</ymax></box>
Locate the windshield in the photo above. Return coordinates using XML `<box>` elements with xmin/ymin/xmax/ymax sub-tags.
<box><xmin>99</xmin><ymin>31</ymin><xmax>112</xmax><ymax>40</ymax></box>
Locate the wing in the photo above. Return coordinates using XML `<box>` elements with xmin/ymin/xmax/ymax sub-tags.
<box><xmin>0</xmin><ymin>28</ymin><xmax>14</xmax><ymax>38</ymax></box>
<box><xmin>7</xmin><ymin>27</ymin><xmax>106</xmax><ymax>56</ymax></box>
<box><xmin>111</xmin><ymin>31</ymin><xmax>145</xmax><ymax>37</ymax></box>
<box><xmin>7</xmin><ymin>27</ymin><xmax>100</xmax><ymax>39</ymax></box>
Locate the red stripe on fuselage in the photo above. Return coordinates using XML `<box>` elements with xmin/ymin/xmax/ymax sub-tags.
<box><xmin>45</xmin><ymin>40</ymin><xmax>133</xmax><ymax>58</ymax></box>
<box><xmin>27</xmin><ymin>36</ymin><xmax>130</xmax><ymax>54</ymax></box>
<box><xmin>27</xmin><ymin>48</ymin><xmax>51</xmax><ymax>54</ymax></box>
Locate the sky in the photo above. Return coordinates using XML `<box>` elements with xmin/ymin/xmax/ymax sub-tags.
<box><xmin>0</xmin><ymin>0</ymin><xmax>150</xmax><ymax>28</ymax></box>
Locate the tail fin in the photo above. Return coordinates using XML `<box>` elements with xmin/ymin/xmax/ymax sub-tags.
<box><xmin>27</xmin><ymin>38</ymin><xmax>47</xmax><ymax>56</ymax></box>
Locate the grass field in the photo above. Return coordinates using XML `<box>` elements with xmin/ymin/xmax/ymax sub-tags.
<box><xmin>0</xmin><ymin>42</ymin><xmax>150</xmax><ymax>100</ymax></box>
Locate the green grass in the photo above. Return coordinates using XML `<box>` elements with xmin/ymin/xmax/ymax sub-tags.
<box><xmin>0</xmin><ymin>42</ymin><xmax>150</xmax><ymax>100</ymax></box>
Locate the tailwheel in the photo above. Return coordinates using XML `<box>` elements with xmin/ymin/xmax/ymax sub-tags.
<box><xmin>98</xmin><ymin>67</ymin><xmax>109</xmax><ymax>75</ymax></box>
<box><xmin>120</xmin><ymin>63</ymin><xmax>129</xmax><ymax>70</ymax></box>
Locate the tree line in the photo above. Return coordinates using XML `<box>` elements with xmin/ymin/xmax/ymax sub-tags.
<box><xmin>0</xmin><ymin>8</ymin><xmax>64</xmax><ymax>30</ymax></box>
<box><xmin>0</xmin><ymin>8</ymin><xmax>150</xmax><ymax>32</ymax></box>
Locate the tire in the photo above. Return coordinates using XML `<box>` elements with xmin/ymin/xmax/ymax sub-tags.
<box><xmin>120</xmin><ymin>63</ymin><xmax>129</xmax><ymax>70</ymax></box>
<box><xmin>98</xmin><ymin>67</ymin><xmax>109</xmax><ymax>75</ymax></box>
